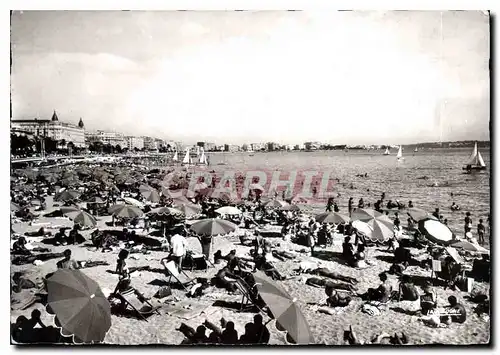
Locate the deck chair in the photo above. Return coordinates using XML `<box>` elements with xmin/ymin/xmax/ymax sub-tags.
<box><xmin>184</xmin><ymin>251</ymin><xmax>215</xmax><ymax>272</ymax></box>
<box><xmin>233</xmin><ymin>277</ymin><xmax>260</xmax><ymax>312</ymax></box>
<box><xmin>111</xmin><ymin>287</ymin><xmax>161</xmax><ymax>321</ymax></box>
<box><xmin>162</xmin><ymin>260</ymin><xmax>197</xmax><ymax>291</ymax></box>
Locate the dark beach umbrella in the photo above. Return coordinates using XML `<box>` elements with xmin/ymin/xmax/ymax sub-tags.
<box><xmin>189</xmin><ymin>218</ymin><xmax>238</xmax><ymax>236</ymax></box>
<box><xmin>315</xmin><ymin>212</ymin><xmax>350</xmax><ymax>224</ymax></box>
<box><xmin>407</xmin><ymin>208</ymin><xmax>437</xmax><ymax>222</ymax></box>
<box><xmin>46</xmin><ymin>269</ymin><xmax>111</xmax><ymax>343</ymax></box>
<box><xmin>108</xmin><ymin>204</ymin><xmax>144</xmax><ymax>218</ymax></box>
<box><xmin>55</xmin><ymin>190</ymin><xmax>81</xmax><ymax>202</ymax></box>
<box><xmin>68</xmin><ymin>210</ymin><xmax>97</xmax><ymax>228</ymax></box>
<box><xmin>139</xmin><ymin>185</ymin><xmax>161</xmax><ymax>203</ymax></box>
<box><xmin>253</xmin><ymin>271</ymin><xmax>314</xmax><ymax>345</ymax></box>
<box><xmin>85</xmin><ymin>196</ymin><xmax>105</xmax><ymax>204</ymax></box>
<box><xmin>418</xmin><ymin>218</ymin><xmax>456</xmax><ymax>245</ymax></box>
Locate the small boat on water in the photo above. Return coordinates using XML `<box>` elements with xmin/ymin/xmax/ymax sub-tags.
<box><xmin>463</xmin><ymin>142</ymin><xmax>486</xmax><ymax>171</ymax></box>
<box><xmin>181</xmin><ymin>148</ymin><xmax>192</xmax><ymax>165</ymax></box>
<box><xmin>383</xmin><ymin>147</ymin><xmax>390</xmax><ymax>155</ymax></box>
<box><xmin>397</xmin><ymin>146</ymin><xmax>404</xmax><ymax>160</ymax></box>
<box><xmin>414</xmin><ymin>147</ymin><xmax>418</xmax><ymax>152</ymax></box>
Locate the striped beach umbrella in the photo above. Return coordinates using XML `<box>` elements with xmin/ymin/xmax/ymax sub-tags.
<box><xmin>407</xmin><ymin>208</ymin><xmax>437</xmax><ymax>222</ymax></box>
<box><xmin>108</xmin><ymin>204</ymin><xmax>144</xmax><ymax>218</ymax></box>
<box><xmin>189</xmin><ymin>218</ymin><xmax>238</xmax><ymax>236</ymax></box>
<box><xmin>351</xmin><ymin>208</ymin><xmax>394</xmax><ymax>231</ymax></box>
<box><xmin>253</xmin><ymin>271</ymin><xmax>314</xmax><ymax>345</ymax></box>
<box><xmin>139</xmin><ymin>185</ymin><xmax>161</xmax><ymax>203</ymax></box>
<box><xmin>46</xmin><ymin>269</ymin><xmax>111</xmax><ymax>343</ymax></box>
<box><xmin>71</xmin><ymin>211</ymin><xmax>97</xmax><ymax>228</ymax></box>
<box><xmin>315</xmin><ymin>212</ymin><xmax>350</xmax><ymax>224</ymax></box>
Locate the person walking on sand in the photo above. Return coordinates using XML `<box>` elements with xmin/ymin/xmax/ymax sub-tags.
<box><xmin>348</xmin><ymin>197</ymin><xmax>353</xmax><ymax>217</ymax></box>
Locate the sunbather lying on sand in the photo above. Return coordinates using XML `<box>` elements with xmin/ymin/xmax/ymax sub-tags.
<box><xmin>306</xmin><ymin>277</ymin><xmax>357</xmax><ymax>293</ymax></box>
<box><xmin>344</xmin><ymin>325</ymin><xmax>409</xmax><ymax>345</ymax></box>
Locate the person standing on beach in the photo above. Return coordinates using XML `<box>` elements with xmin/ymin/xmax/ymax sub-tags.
<box><xmin>326</xmin><ymin>197</ymin><xmax>334</xmax><ymax>212</ymax></box>
<box><xmin>348</xmin><ymin>198</ymin><xmax>353</xmax><ymax>217</ymax></box>
<box><xmin>464</xmin><ymin>212</ymin><xmax>472</xmax><ymax>234</ymax></box>
<box><xmin>170</xmin><ymin>232</ymin><xmax>187</xmax><ymax>272</ymax></box>
<box><xmin>477</xmin><ymin>219</ymin><xmax>485</xmax><ymax>245</ymax></box>
<box><xmin>432</xmin><ymin>208</ymin><xmax>440</xmax><ymax>219</ymax></box>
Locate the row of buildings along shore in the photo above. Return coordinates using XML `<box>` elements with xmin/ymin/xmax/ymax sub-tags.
<box><xmin>11</xmin><ymin>112</ymin><xmax>486</xmax><ymax>154</ymax></box>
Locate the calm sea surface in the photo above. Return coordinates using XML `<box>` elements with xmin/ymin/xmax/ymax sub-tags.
<box><xmin>205</xmin><ymin>148</ymin><xmax>490</xmax><ymax>239</ymax></box>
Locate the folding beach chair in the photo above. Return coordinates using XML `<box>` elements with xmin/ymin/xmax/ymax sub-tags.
<box><xmin>162</xmin><ymin>260</ymin><xmax>197</xmax><ymax>291</ymax></box>
<box><xmin>111</xmin><ymin>287</ymin><xmax>161</xmax><ymax>321</ymax></box>
<box><xmin>233</xmin><ymin>277</ymin><xmax>260</xmax><ymax>312</ymax></box>
<box><xmin>184</xmin><ymin>250</ymin><xmax>215</xmax><ymax>272</ymax></box>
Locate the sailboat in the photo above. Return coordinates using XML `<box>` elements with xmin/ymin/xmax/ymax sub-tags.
<box><xmin>182</xmin><ymin>148</ymin><xmax>192</xmax><ymax>165</ymax></box>
<box><xmin>463</xmin><ymin>142</ymin><xmax>486</xmax><ymax>171</ymax></box>
<box><xmin>383</xmin><ymin>147</ymin><xmax>390</xmax><ymax>155</ymax></box>
<box><xmin>198</xmin><ymin>148</ymin><xmax>208</xmax><ymax>165</ymax></box>
<box><xmin>172</xmin><ymin>150</ymin><xmax>178</xmax><ymax>163</ymax></box>
<box><xmin>396</xmin><ymin>146</ymin><xmax>404</xmax><ymax>160</ymax></box>
<box><xmin>414</xmin><ymin>147</ymin><xmax>418</xmax><ymax>153</ymax></box>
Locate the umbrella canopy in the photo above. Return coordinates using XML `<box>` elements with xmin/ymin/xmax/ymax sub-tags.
<box><xmin>147</xmin><ymin>206</ymin><xmax>184</xmax><ymax>217</ymax></box>
<box><xmin>189</xmin><ymin>218</ymin><xmax>238</xmax><ymax>236</ymax></box>
<box><xmin>407</xmin><ymin>208</ymin><xmax>437</xmax><ymax>222</ymax></box>
<box><xmin>418</xmin><ymin>218</ymin><xmax>456</xmax><ymax>245</ymax></box>
<box><xmin>55</xmin><ymin>190</ymin><xmax>81</xmax><ymax>202</ymax></box>
<box><xmin>60</xmin><ymin>206</ymin><xmax>82</xmax><ymax>218</ymax></box>
<box><xmin>10</xmin><ymin>201</ymin><xmax>20</xmax><ymax>212</ymax></box>
<box><xmin>85</xmin><ymin>196</ymin><xmax>105</xmax><ymax>204</ymax></box>
<box><xmin>263</xmin><ymin>199</ymin><xmax>289</xmax><ymax>209</ymax></box>
<box><xmin>280</xmin><ymin>204</ymin><xmax>301</xmax><ymax>212</ymax></box>
<box><xmin>352</xmin><ymin>220</ymin><xmax>374</xmax><ymax>237</ymax></box>
<box><xmin>123</xmin><ymin>197</ymin><xmax>145</xmax><ymax>209</ymax></box>
<box><xmin>315</xmin><ymin>212</ymin><xmax>350</xmax><ymax>224</ymax></box>
<box><xmin>253</xmin><ymin>271</ymin><xmax>314</xmax><ymax>345</ymax></box>
<box><xmin>351</xmin><ymin>208</ymin><xmax>394</xmax><ymax>231</ymax></box>
<box><xmin>215</xmin><ymin>206</ymin><xmax>242</xmax><ymax>215</ymax></box>
<box><xmin>139</xmin><ymin>185</ymin><xmax>161</xmax><ymax>203</ymax></box>
<box><xmin>71</xmin><ymin>211</ymin><xmax>97</xmax><ymax>228</ymax></box>
<box><xmin>46</xmin><ymin>269</ymin><xmax>111</xmax><ymax>343</ymax></box>
<box><xmin>449</xmin><ymin>240</ymin><xmax>490</xmax><ymax>254</ymax></box>
<box><xmin>249</xmin><ymin>183</ymin><xmax>265</xmax><ymax>192</ymax></box>
<box><xmin>108</xmin><ymin>204</ymin><xmax>144</xmax><ymax>218</ymax></box>
<box><xmin>173</xmin><ymin>202</ymin><xmax>202</xmax><ymax>217</ymax></box>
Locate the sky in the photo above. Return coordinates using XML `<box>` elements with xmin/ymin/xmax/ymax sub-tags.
<box><xmin>11</xmin><ymin>10</ymin><xmax>490</xmax><ymax>145</ymax></box>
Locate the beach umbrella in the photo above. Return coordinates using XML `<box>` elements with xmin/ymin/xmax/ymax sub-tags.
<box><xmin>147</xmin><ymin>206</ymin><xmax>184</xmax><ymax>217</ymax></box>
<box><xmin>139</xmin><ymin>185</ymin><xmax>161</xmax><ymax>203</ymax></box>
<box><xmin>108</xmin><ymin>204</ymin><xmax>144</xmax><ymax>218</ymax></box>
<box><xmin>173</xmin><ymin>202</ymin><xmax>202</xmax><ymax>216</ymax></box>
<box><xmin>85</xmin><ymin>196</ymin><xmax>105</xmax><ymax>204</ymax></box>
<box><xmin>10</xmin><ymin>201</ymin><xmax>20</xmax><ymax>212</ymax></box>
<box><xmin>253</xmin><ymin>271</ymin><xmax>314</xmax><ymax>345</ymax></box>
<box><xmin>249</xmin><ymin>183</ymin><xmax>265</xmax><ymax>192</ymax></box>
<box><xmin>263</xmin><ymin>199</ymin><xmax>289</xmax><ymax>209</ymax></box>
<box><xmin>418</xmin><ymin>218</ymin><xmax>456</xmax><ymax>245</ymax></box>
<box><xmin>407</xmin><ymin>208</ymin><xmax>437</xmax><ymax>222</ymax></box>
<box><xmin>71</xmin><ymin>211</ymin><xmax>97</xmax><ymax>228</ymax></box>
<box><xmin>315</xmin><ymin>212</ymin><xmax>350</xmax><ymax>224</ymax></box>
<box><xmin>46</xmin><ymin>269</ymin><xmax>111</xmax><ymax>343</ymax></box>
<box><xmin>215</xmin><ymin>206</ymin><xmax>242</xmax><ymax>215</ymax></box>
<box><xmin>60</xmin><ymin>206</ymin><xmax>82</xmax><ymax>217</ymax></box>
<box><xmin>123</xmin><ymin>197</ymin><xmax>145</xmax><ymax>209</ymax></box>
<box><xmin>352</xmin><ymin>220</ymin><xmax>374</xmax><ymax>237</ymax></box>
<box><xmin>355</xmin><ymin>219</ymin><xmax>393</xmax><ymax>242</ymax></box>
<box><xmin>351</xmin><ymin>208</ymin><xmax>394</xmax><ymax>231</ymax></box>
<box><xmin>55</xmin><ymin>190</ymin><xmax>81</xmax><ymax>202</ymax></box>
<box><xmin>189</xmin><ymin>218</ymin><xmax>238</xmax><ymax>236</ymax></box>
<box><xmin>449</xmin><ymin>240</ymin><xmax>490</xmax><ymax>254</ymax></box>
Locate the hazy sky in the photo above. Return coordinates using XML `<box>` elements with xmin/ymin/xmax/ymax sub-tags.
<box><xmin>11</xmin><ymin>11</ymin><xmax>490</xmax><ymax>145</ymax></box>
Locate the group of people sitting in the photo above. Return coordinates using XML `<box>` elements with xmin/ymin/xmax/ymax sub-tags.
<box><xmin>177</xmin><ymin>314</ymin><xmax>270</xmax><ymax>345</ymax></box>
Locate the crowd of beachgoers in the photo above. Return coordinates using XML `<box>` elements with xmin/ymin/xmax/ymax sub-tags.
<box><xmin>10</xmin><ymin>160</ymin><xmax>490</xmax><ymax>345</ymax></box>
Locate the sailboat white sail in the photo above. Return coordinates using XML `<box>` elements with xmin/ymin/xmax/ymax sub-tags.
<box><xmin>196</xmin><ymin>146</ymin><xmax>200</xmax><ymax>157</ymax></box>
<box><xmin>182</xmin><ymin>148</ymin><xmax>190</xmax><ymax>165</ymax></box>
<box><xmin>173</xmin><ymin>150</ymin><xmax>178</xmax><ymax>162</ymax></box>
<box><xmin>199</xmin><ymin>148</ymin><xmax>208</xmax><ymax>165</ymax></box>
<box><xmin>414</xmin><ymin>147</ymin><xmax>418</xmax><ymax>152</ymax></box>
<box><xmin>383</xmin><ymin>147</ymin><xmax>390</xmax><ymax>155</ymax></box>
<box><xmin>397</xmin><ymin>146</ymin><xmax>403</xmax><ymax>160</ymax></box>
<box><xmin>464</xmin><ymin>142</ymin><xmax>486</xmax><ymax>170</ymax></box>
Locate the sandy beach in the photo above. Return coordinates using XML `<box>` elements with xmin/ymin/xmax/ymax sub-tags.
<box><xmin>11</xmin><ymin>209</ymin><xmax>490</xmax><ymax>345</ymax></box>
